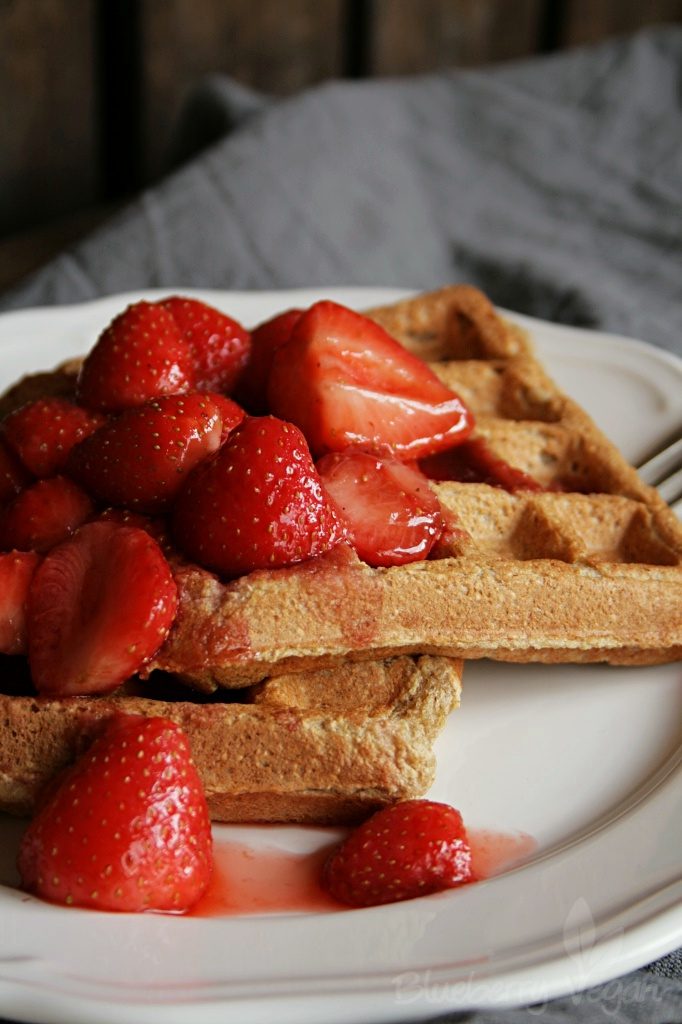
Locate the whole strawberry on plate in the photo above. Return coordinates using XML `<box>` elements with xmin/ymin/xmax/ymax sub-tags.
<box><xmin>18</xmin><ymin>714</ymin><xmax>213</xmax><ymax>913</ymax></box>
<box><xmin>323</xmin><ymin>799</ymin><xmax>473</xmax><ymax>907</ymax></box>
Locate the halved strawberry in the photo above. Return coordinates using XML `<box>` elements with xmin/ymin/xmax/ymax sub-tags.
<box><xmin>419</xmin><ymin>437</ymin><xmax>543</xmax><ymax>493</ymax></box>
<box><xmin>68</xmin><ymin>393</ymin><xmax>223</xmax><ymax>512</ymax></box>
<box><xmin>317</xmin><ymin>451</ymin><xmax>443</xmax><ymax>567</ymax></box>
<box><xmin>0</xmin><ymin>476</ymin><xmax>94</xmax><ymax>553</ymax></box>
<box><xmin>76</xmin><ymin>301</ymin><xmax>195</xmax><ymax>412</ymax></box>
<box><xmin>172</xmin><ymin>415</ymin><xmax>345</xmax><ymax>578</ymax></box>
<box><xmin>323</xmin><ymin>799</ymin><xmax>473</xmax><ymax>907</ymax></box>
<box><xmin>27</xmin><ymin>520</ymin><xmax>178</xmax><ymax>696</ymax></box>
<box><xmin>236</xmin><ymin>308</ymin><xmax>303</xmax><ymax>413</ymax></box>
<box><xmin>203</xmin><ymin>392</ymin><xmax>246</xmax><ymax>443</ymax></box>
<box><xmin>0</xmin><ymin>551</ymin><xmax>41</xmax><ymax>654</ymax></box>
<box><xmin>97</xmin><ymin>507</ymin><xmax>172</xmax><ymax>551</ymax></box>
<box><xmin>0</xmin><ymin>437</ymin><xmax>32</xmax><ymax>503</ymax></box>
<box><xmin>3</xmin><ymin>397</ymin><xmax>105</xmax><ymax>477</ymax></box>
<box><xmin>268</xmin><ymin>301</ymin><xmax>474</xmax><ymax>458</ymax></box>
<box><xmin>162</xmin><ymin>296</ymin><xmax>251</xmax><ymax>393</ymax></box>
<box><xmin>18</xmin><ymin>714</ymin><xmax>212</xmax><ymax>913</ymax></box>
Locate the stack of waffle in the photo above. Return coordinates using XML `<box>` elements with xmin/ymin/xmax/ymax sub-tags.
<box><xmin>1</xmin><ymin>286</ymin><xmax>680</xmax><ymax>822</ymax></box>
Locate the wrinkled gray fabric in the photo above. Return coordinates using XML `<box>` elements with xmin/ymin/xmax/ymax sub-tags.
<box><xmin>0</xmin><ymin>24</ymin><xmax>680</xmax><ymax>1024</ymax></box>
<box><xmin>1</xmin><ymin>26</ymin><xmax>681</xmax><ymax>356</ymax></box>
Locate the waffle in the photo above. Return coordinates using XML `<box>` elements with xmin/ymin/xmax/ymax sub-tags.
<box><xmin>142</xmin><ymin>286</ymin><xmax>681</xmax><ymax>688</ymax></box>
<box><xmin>2</xmin><ymin>286</ymin><xmax>681</xmax><ymax>694</ymax></box>
<box><xmin>0</xmin><ymin>654</ymin><xmax>460</xmax><ymax>823</ymax></box>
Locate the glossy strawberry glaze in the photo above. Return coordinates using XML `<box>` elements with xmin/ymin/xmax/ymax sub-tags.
<box><xmin>190</xmin><ymin>827</ymin><xmax>537</xmax><ymax>917</ymax></box>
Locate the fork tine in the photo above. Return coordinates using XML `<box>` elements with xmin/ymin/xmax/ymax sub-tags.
<box><xmin>658</xmin><ymin>466</ymin><xmax>682</xmax><ymax>507</ymax></box>
<box><xmin>636</xmin><ymin>436</ymin><xmax>682</xmax><ymax>487</ymax></box>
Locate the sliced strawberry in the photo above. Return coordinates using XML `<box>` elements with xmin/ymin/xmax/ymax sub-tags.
<box><xmin>162</xmin><ymin>296</ymin><xmax>251</xmax><ymax>393</ymax></box>
<box><xmin>3</xmin><ymin>397</ymin><xmax>105</xmax><ymax>477</ymax></box>
<box><xmin>97</xmin><ymin>507</ymin><xmax>172</xmax><ymax>551</ymax></box>
<box><xmin>0</xmin><ymin>476</ymin><xmax>94</xmax><ymax>553</ymax></box>
<box><xmin>317</xmin><ymin>451</ymin><xmax>443</xmax><ymax>567</ymax></box>
<box><xmin>68</xmin><ymin>393</ymin><xmax>223</xmax><ymax>512</ymax></box>
<box><xmin>0</xmin><ymin>437</ymin><xmax>32</xmax><ymax>503</ymax></box>
<box><xmin>268</xmin><ymin>301</ymin><xmax>474</xmax><ymax>459</ymax></box>
<box><xmin>323</xmin><ymin>799</ymin><xmax>473</xmax><ymax>907</ymax></box>
<box><xmin>0</xmin><ymin>551</ymin><xmax>41</xmax><ymax>654</ymax></box>
<box><xmin>27</xmin><ymin>521</ymin><xmax>178</xmax><ymax>696</ymax></box>
<box><xmin>236</xmin><ymin>308</ymin><xmax>303</xmax><ymax>413</ymax></box>
<box><xmin>203</xmin><ymin>392</ymin><xmax>246</xmax><ymax>443</ymax></box>
<box><xmin>172</xmin><ymin>415</ymin><xmax>345</xmax><ymax>578</ymax></box>
<box><xmin>76</xmin><ymin>301</ymin><xmax>195</xmax><ymax>412</ymax></box>
<box><xmin>419</xmin><ymin>437</ymin><xmax>543</xmax><ymax>493</ymax></box>
<box><xmin>18</xmin><ymin>714</ymin><xmax>212</xmax><ymax>913</ymax></box>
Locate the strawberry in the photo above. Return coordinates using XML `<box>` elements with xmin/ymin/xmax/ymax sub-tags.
<box><xmin>0</xmin><ymin>551</ymin><xmax>41</xmax><ymax>654</ymax></box>
<box><xmin>317</xmin><ymin>451</ymin><xmax>443</xmax><ymax>567</ymax></box>
<box><xmin>18</xmin><ymin>714</ymin><xmax>212</xmax><ymax>913</ymax></box>
<box><xmin>97</xmin><ymin>507</ymin><xmax>172</xmax><ymax>551</ymax></box>
<box><xmin>419</xmin><ymin>437</ymin><xmax>543</xmax><ymax>493</ymax></box>
<box><xmin>0</xmin><ymin>437</ymin><xmax>32</xmax><ymax>503</ymax></box>
<box><xmin>172</xmin><ymin>415</ymin><xmax>345</xmax><ymax>578</ymax></box>
<box><xmin>3</xmin><ymin>397</ymin><xmax>105</xmax><ymax>478</ymax></box>
<box><xmin>27</xmin><ymin>520</ymin><xmax>178</xmax><ymax>696</ymax></box>
<box><xmin>162</xmin><ymin>296</ymin><xmax>251</xmax><ymax>394</ymax></box>
<box><xmin>203</xmin><ymin>392</ymin><xmax>246</xmax><ymax>443</ymax></box>
<box><xmin>68</xmin><ymin>393</ymin><xmax>223</xmax><ymax>513</ymax></box>
<box><xmin>0</xmin><ymin>476</ymin><xmax>94</xmax><ymax>553</ymax></box>
<box><xmin>76</xmin><ymin>301</ymin><xmax>195</xmax><ymax>412</ymax></box>
<box><xmin>268</xmin><ymin>301</ymin><xmax>474</xmax><ymax>459</ymax></box>
<box><xmin>323</xmin><ymin>799</ymin><xmax>473</xmax><ymax>907</ymax></box>
<box><xmin>236</xmin><ymin>308</ymin><xmax>302</xmax><ymax>413</ymax></box>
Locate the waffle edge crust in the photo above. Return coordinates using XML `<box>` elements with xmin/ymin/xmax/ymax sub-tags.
<box><xmin>0</xmin><ymin>655</ymin><xmax>461</xmax><ymax>823</ymax></box>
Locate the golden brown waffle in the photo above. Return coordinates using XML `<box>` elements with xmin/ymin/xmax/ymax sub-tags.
<box><xmin>147</xmin><ymin>285</ymin><xmax>682</xmax><ymax>687</ymax></box>
<box><xmin>0</xmin><ymin>655</ymin><xmax>460</xmax><ymax>823</ymax></box>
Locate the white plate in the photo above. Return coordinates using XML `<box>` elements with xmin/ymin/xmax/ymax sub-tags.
<box><xmin>0</xmin><ymin>288</ymin><xmax>680</xmax><ymax>1024</ymax></box>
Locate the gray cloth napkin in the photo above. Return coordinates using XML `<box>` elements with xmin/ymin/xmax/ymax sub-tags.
<box><xmin>0</xmin><ymin>23</ymin><xmax>680</xmax><ymax>1024</ymax></box>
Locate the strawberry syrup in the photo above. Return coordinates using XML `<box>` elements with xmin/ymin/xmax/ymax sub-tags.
<box><xmin>190</xmin><ymin>827</ymin><xmax>537</xmax><ymax>917</ymax></box>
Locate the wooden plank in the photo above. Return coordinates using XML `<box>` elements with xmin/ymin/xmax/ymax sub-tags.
<box><xmin>369</xmin><ymin>0</ymin><xmax>545</xmax><ymax>74</ymax></box>
<box><xmin>0</xmin><ymin>204</ymin><xmax>119</xmax><ymax>293</ymax></box>
<box><xmin>559</xmin><ymin>0</ymin><xmax>682</xmax><ymax>46</ymax></box>
<box><xmin>0</xmin><ymin>0</ymin><xmax>97</xmax><ymax>236</ymax></box>
<box><xmin>140</xmin><ymin>0</ymin><xmax>346</xmax><ymax>180</ymax></box>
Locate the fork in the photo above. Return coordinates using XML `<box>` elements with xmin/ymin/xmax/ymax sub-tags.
<box><xmin>636</xmin><ymin>434</ymin><xmax>682</xmax><ymax>514</ymax></box>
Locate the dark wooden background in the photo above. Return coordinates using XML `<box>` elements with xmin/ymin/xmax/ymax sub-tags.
<box><xmin>1</xmin><ymin>0</ymin><xmax>681</xmax><ymax>290</ymax></box>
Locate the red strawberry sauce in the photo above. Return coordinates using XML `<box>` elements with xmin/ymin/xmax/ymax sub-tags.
<box><xmin>190</xmin><ymin>827</ymin><xmax>537</xmax><ymax>917</ymax></box>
